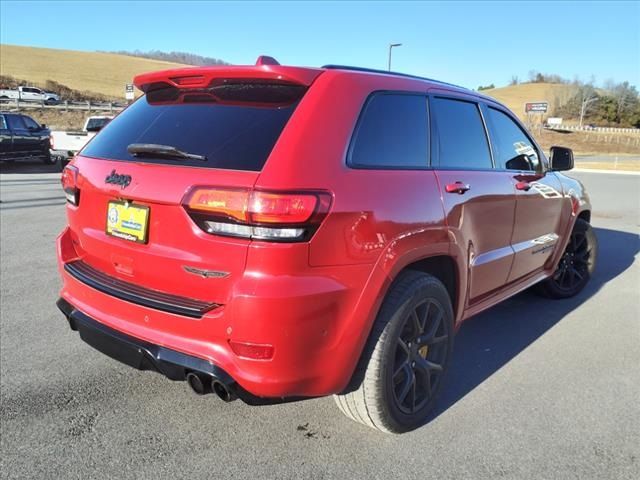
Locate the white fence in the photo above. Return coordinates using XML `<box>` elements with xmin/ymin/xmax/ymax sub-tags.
<box><xmin>0</xmin><ymin>99</ymin><xmax>126</xmax><ymax>113</ymax></box>
<box><xmin>546</xmin><ymin>124</ymin><xmax>640</xmax><ymax>135</ymax></box>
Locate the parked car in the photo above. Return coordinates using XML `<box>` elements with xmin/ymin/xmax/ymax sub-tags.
<box><xmin>50</xmin><ymin>115</ymin><xmax>113</xmax><ymax>161</ymax></box>
<box><xmin>56</xmin><ymin>60</ymin><xmax>596</xmax><ymax>433</ymax></box>
<box><xmin>0</xmin><ymin>112</ymin><xmax>54</xmax><ymax>164</ymax></box>
<box><xmin>0</xmin><ymin>86</ymin><xmax>60</xmax><ymax>105</ymax></box>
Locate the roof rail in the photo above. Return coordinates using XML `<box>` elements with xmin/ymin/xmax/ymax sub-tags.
<box><xmin>321</xmin><ymin>64</ymin><xmax>466</xmax><ymax>91</ymax></box>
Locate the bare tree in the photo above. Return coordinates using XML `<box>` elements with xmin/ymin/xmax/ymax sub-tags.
<box><xmin>577</xmin><ymin>83</ymin><xmax>599</xmax><ymax>127</ymax></box>
<box><xmin>612</xmin><ymin>81</ymin><xmax>637</xmax><ymax>123</ymax></box>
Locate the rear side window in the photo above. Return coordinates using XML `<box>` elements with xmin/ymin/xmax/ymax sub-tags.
<box><xmin>431</xmin><ymin>97</ymin><xmax>492</xmax><ymax>169</ymax></box>
<box><xmin>81</xmin><ymin>82</ymin><xmax>306</xmax><ymax>171</ymax></box>
<box><xmin>486</xmin><ymin>107</ymin><xmax>540</xmax><ymax>171</ymax></box>
<box><xmin>6</xmin><ymin>115</ymin><xmax>25</xmax><ymax>130</ymax></box>
<box><xmin>349</xmin><ymin>93</ymin><xmax>428</xmax><ymax>169</ymax></box>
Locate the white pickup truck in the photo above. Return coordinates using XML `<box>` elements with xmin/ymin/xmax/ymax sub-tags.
<box><xmin>0</xmin><ymin>86</ymin><xmax>60</xmax><ymax>104</ymax></box>
<box><xmin>50</xmin><ymin>115</ymin><xmax>113</xmax><ymax>161</ymax></box>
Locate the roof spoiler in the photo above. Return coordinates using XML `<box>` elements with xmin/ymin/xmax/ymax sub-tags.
<box><xmin>134</xmin><ymin>58</ymin><xmax>321</xmax><ymax>92</ymax></box>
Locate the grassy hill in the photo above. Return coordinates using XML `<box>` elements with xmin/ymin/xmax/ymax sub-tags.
<box><xmin>0</xmin><ymin>44</ymin><xmax>186</xmax><ymax>99</ymax></box>
<box><xmin>481</xmin><ymin>83</ymin><xmax>577</xmax><ymax>121</ymax></box>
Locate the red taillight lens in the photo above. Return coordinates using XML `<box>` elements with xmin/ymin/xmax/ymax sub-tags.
<box><xmin>249</xmin><ymin>191</ymin><xmax>317</xmax><ymax>224</ymax></box>
<box><xmin>183</xmin><ymin>187</ymin><xmax>331</xmax><ymax>241</ymax></box>
<box><xmin>228</xmin><ymin>340</ymin><xmax>274</xmax><ymax>360</ymax></box>
<box><xmin>61</xmin><ymin>165</ymin><xmax>79</xmax><ymax>205</ymax></box>
<box><xmin>186</xmin><ymin>188</ymin><xmax>249</xmax><ymax>222</ymax></box>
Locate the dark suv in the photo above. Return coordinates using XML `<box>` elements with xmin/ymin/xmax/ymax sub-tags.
<box><xmin>0</xmin><ymin>112</ymin><xmax>53</xmax><ymax>164</ymax></box>
<box><xmin>56</xmin><ymin>59</ymin><xmax>596</xmax><ymax>433</ymax></box>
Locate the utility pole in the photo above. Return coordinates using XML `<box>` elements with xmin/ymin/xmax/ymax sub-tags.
<box><xmin>388</xmin><ymin>43</ymin><xmax>402</xmax><ymax>71</ymax></box>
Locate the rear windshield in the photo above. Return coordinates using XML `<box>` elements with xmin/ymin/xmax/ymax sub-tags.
<box><xmin>86</xmin><ymin>117</ymin><xmax>111</xmax><ymax>132</ymax></box>
<box><xmin>81</xmin><ymin>82</ymin><xmax>306</xmax><ymax>171</ymax></box>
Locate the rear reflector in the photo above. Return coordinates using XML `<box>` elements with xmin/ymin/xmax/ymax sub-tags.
<box><xmin>228</xmin><ymin>340</ymin><xmax>274</xmax><ymax>360</ymax></box>
<box><xmin>183</xmin><ymin>187</ymin><xmax>331</xmax><ymax>242</ymax></box>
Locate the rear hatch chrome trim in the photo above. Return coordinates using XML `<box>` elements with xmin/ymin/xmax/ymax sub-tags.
<box><xmin>64</xmin><ymin>260</ymin><xmax>218</xmax><ymax>318</ymax></box>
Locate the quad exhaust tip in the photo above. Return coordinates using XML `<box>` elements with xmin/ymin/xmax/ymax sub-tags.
<box><xmin>186</xmin><ymin>371</ymin><xmax>237</xmax><ymax>402</ymax></box>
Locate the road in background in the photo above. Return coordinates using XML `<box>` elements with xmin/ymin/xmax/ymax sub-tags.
<box><xmin>1</xmin><ymin>163</ymin><xmax>639</xmax><ymax>479</ymax></box>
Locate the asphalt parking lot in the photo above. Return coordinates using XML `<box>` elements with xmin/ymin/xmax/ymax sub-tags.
<box><xmin>1</xmin><ymin>161</ymin><xmax>638</xmax><ymax>479</ymax></box>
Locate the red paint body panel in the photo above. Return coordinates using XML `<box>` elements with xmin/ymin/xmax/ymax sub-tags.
<box><xmin>56</xmin><ymin>65</ymin><xmax>591</xmax><ymax>399</ymax></box>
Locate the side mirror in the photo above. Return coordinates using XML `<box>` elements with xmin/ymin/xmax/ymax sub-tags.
<box><xmin>549</xmin><ymin>146</ymin><xmax>574</xmax><ymax>171</ymax></box>
<box><xmin>40</xmin><ymin>123</ymin><xmax>47</xmax><ymax>129</ymax></box>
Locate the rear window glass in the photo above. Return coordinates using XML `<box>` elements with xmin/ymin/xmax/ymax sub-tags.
<box><xmin>349</xmin><ymin>93</ymin><xmax>428</xmax><ymax>169</ymax></box>
<box><xmin>81</xmin><ymin>82</ymin><xmax>306</xmax><ymax>171</ymax></box>
<box><xmin>86</xmin><ymin>117</ymin><xmax>111</xmax><ymax>132</ymax></box>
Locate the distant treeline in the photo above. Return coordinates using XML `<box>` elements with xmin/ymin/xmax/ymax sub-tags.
<box><xmin>106</xmin><ymin>50</ymin><xmax>230</xmax><ymax>66</ymax></box>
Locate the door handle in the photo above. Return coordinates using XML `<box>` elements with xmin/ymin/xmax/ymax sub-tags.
<box><xmin>515</xmin><ymin>181</ymin><xmax>531</xmax><ymax>191</ymax></box>
<box><xmin>445</xmin><ymin>182</ymin><xmax>471</xmax><ymax>194</ymax></box>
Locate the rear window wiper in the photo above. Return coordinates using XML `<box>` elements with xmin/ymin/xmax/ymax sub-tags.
<box><xmin>127</xmin><ymin>143</ymin><xmax>207</xmax><ymax>162</ymax></box>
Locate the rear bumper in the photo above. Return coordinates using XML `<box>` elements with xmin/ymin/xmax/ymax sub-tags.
<box><xmin>56</xmin><ymin>297</ymin><xmax>270</xmax><ymax>404</ymax></box>
<box><xmin>56</xmin><ymin>226</ymin><xmax>377</xmax><ymax>399</ymax></box>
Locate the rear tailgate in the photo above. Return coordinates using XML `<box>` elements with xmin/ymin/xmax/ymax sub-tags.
<box><xmin>67</xmin><ymin>157</ymin><xmax>256</xmax><ymax>305</ymax></box>
<box><xmin>63</xmin><ymin>65</ymin><xmax>321</xmax><ymax>307</ymax></box>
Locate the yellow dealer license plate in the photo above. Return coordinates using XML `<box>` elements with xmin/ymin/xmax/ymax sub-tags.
<box><xmin>106</xmin><ymin>201</ymin><xmax>150</xmax><ymax>244</ymax></box>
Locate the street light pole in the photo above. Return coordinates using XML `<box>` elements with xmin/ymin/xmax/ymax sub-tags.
<box><xmin>388</xmin><ymin>43</ymin><xmax>402</xmax><ymax>71</ymax></box>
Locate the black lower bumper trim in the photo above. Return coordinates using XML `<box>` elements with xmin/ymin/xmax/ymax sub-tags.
<box><xmin>56</xmin><ymin>298</ymin><xmax>309</xmax><ymax>406</ymax></box>
<box><xmin>57</xmin><ymin>298</ymin><xmax>232</xmax><ymax>381</ymax></box>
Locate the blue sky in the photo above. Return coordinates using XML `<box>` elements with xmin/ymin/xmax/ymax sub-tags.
<box><xmin>1</xmin><ymin>1</ymin><xmax>638</xmax><ymax>89</ymax></box>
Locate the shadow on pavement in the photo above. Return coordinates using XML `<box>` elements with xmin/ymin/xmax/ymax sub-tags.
<box><xmin>431</xmin><ymin>227</ymin><xmax>639</xmax><ymax>419</ymax></box>
<box><xmin>0</xmin><ymin>160</ymin><xmax>62</xmax><ymax>174</ymax></box>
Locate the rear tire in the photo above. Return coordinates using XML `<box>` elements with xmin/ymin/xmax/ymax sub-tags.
<box><xmin>536</xmin><ymin>218</ymin><xmax>597</xmax><ymax>298</ymax></box>
<box><xmin>334</xmin><ymin>271</ymin><xmax>454</xmax><ymax>433</ymax></box>
<box><xmin>42</xmin><ymin>152</ymin><xmax>56</xmax><ymax>165</ymax></box>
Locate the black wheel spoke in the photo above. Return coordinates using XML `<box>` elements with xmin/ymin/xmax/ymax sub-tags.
<box><xmin>397</xmin><ymin>338</ymin><xmax>410</xmax><ymax>356</ymax></box>
<box><xmin>396</xmin><ymin>369</ymin><xmax>414</xmax><ymax>405</ymax></box>
<box><xmin>424</xmin><ymin>309</ymin><xmax>443</xmax><ymax>342</ymax></box>
<box><xmin>570</xmin><ymin>266</ymin><xmax>584</xmax><ymax>282</ymax></box>
<box><xmin>410</xmin><ymin>310</ymin><xmax>422</xmax><ymax>337</ymax></box>
<box><xmin>393</xmin><ymin>360</ymin><xmax>410</xmax><ymax>380</ymax></box>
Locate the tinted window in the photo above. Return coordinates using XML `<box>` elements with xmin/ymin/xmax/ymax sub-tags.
<box><xmin>86</xmin><ymin>117</ymin><xmax>111</xmax><ymax>132</ymax></box>
<box><xmin>0</xmin><ymin>115</ymin><xmax>7</xmax><ymax>130</ymax></box>
<box><xmin>349</xmin><ymin>93</ymin><xmax>428</xmax><ymax>168</ymax></box>
<box><xmin>22</xmin><ymin>116</ymin><xmax>40</xmax><ymax>129</ymax></box>
<box><xmin>486</xmin><ymin>107</ymin><xmax>540</xmax><ymax>171</ymax></box>
<box><xmin>431</xmin><ymin>97</ymin><xmax>492</xmax><ymax>169</ymax></box>
<box><xmin>82</xmin><ymin>82</ymin><xmax>306</xmax><ymax>171</ymax></box>
<box><xmin>6</xmin><ymin>115</ymin><xmax>25</xmax><ymax>130</ymax></box>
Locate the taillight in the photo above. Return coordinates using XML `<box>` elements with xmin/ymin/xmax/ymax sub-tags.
<box><xmin>183</xmin><ymin>187</ymin><xmax>331</xmax><ymax>242</ymax></box>
<box><xmin>61</xmin><ymin>165</ymin><xmax>79</xmax><ymax>205</ymax></box>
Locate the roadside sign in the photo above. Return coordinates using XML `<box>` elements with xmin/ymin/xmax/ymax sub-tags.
<box><xmin>125</xmin><ymin>83</ymin><xmax>135</xmax><ymax>100</ymax></box>
<box><xmin>525</xmin><ymin>101</ymin><xmax>548</xmax><ymax>113</ymax></box>
<box><xmin>547</xmin><ymin>117</ymin><xmax>563</xmax><ymax>126</ymax></box>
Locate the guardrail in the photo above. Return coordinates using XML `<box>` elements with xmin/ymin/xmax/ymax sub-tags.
<box><xmin>545</xmin><ymin>125</ymin><xmax>640</xmax><ymax>135</ymax></box>
<box><xmin>0</xmin><ymin>98</ymin><xmax>126</xmax><ymax>113</ymax></box>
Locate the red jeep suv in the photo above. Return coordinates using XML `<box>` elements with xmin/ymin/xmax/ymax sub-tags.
<box><xmin>56</xmin><ymin>59</ymin><xmax>596</xmax><ymax>433</ymax></box>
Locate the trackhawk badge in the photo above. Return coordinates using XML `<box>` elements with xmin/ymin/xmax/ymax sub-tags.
<box><xmin>105</xmin><ymin>170</ymin><xmax>132</xmax><ymax>189</ymax></box>
<box><xmin>183</xmin><ymin>266</ymin><xmax>230</xmax><ymax>279</ymax></box>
